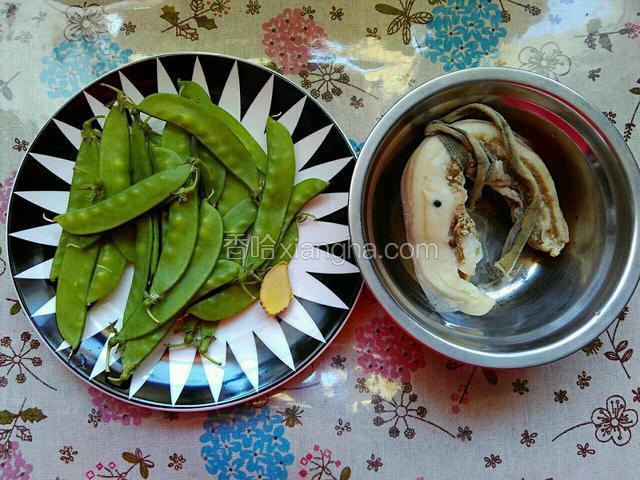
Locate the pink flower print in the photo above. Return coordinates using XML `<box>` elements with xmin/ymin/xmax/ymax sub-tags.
<box><xmin>0</xmin><ymin>442</ymin><xmax>33</xmax><ymax>480</ymax></box>
<box><xmin>88</xmin><ymin>387</ymin><xmax>152</xmax><ymax>426</ymax></box>
<box><xmin>0</xmin><ymin>171</ymin><xmax>17</xmax><ymax>224</ymax></box>
<box><xmin>355</xmin><ymin>313</ymin><xmax>427</xmax><ymax>383</ymax></box>
<box><xmin>625</xmin><ymin>23</ymin><xmax>640</xmax><ymax>40</ymax></box>
<box><xmin>262</xmin><ymin>8</ymin><xmax>328</xmax><ymax>74</ymax></box>
<box><xmin>299</xmin><ymin>445</ymin><xmax>348</xmax><ymax>479</ymax></box>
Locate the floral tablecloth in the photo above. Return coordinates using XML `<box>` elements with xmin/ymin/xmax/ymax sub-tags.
<box><xmin>1</xmin><ymin>1</ymin><xmax>640</xmax><ymax>479</ymax></box>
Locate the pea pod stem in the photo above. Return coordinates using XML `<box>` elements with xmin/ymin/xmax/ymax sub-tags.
<box><xmin>200</xmin><ymin>351</ymin><xmax>222</xmax><ymax>366</ymax></box>
<box><xmin>100</xmin><ymin>83</ymin><xmax>137</xmax><ymax>112</ymax></box>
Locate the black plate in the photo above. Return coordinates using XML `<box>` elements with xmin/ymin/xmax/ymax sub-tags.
<box><xmin>7</xmin><ymin>53</ymin><xmax>361</xmax><ymax>410</ymax></box>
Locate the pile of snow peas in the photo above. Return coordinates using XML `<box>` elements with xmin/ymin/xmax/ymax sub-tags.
<box><xmin>51</xmin><ymin>82</ymin><xmax>328</xmax><ymax>384</ymax></box>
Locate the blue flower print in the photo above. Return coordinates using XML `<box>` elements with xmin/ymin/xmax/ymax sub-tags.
<box><xmin>349</xmin><ymin>138</ymin><xmax>364</xmax><ymax>157</ymax></box>
<box><xmin>265</xmin><ymin>451</ymin><xmax>295</xmax><ymax>478</ymax></box>
<box><xmin>40</xmin><ymin>35</ymin><xmax>132</xmax><ymax>98</ymax></box>
<box><xmin>200</xmin><ymin>406</ymin><xmax>293</xmax><ymax>479</ymax></box>
<box><xmin>422</xmin><ymin>0</ymin><xmax>507</xmax><ymax>71</ymax></box>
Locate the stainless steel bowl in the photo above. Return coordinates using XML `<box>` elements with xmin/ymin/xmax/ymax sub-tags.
<box><xmin>349</xmin><ymin>68</ymin><xmax>640</xmax><ymax>368</ymax></box>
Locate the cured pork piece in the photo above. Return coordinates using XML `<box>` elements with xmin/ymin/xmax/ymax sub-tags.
<box><xmin>401</xmin><ymin>103</ymin><xmax>569</xmax><ymax>316</ymax></box>
<box><xmin>453</xmin><ymin>119</ymin><xmax>569</xmax><ymax>257</ymax></box>
<box><xmin>401</xmin><ymin>135</ymin><xmax>495</xmax><ymax>316</ymax></box>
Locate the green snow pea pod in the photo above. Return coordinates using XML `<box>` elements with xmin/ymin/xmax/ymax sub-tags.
<box><xmin>121</xmin><ymin>118</ymin><xmax>155</xmax><ymax>323</ymax></box>
<box><xmin>218</xmin><ymin>174</ymin><xmax>249</xmax><ymax>216</ymax></box>
<box><xmin>138</xmin><ymin>94</ymin><xmax>259</xmax><ymax>194</ymax></box>
<box><xmin>146</xmin><ymin>146</ymin><xmax>199</xmax><ymax>297</ymax></box>
<box><xmin>178</xmin><ymin>80</ymin><xmax>268</xmax><ymax>173</ymax></box>
<box><xmin>112</xmin><ymin>224</ymin><xmax>137</xmax><ymax>262</ymax></box>
<box><xmin>144</xmin><ymin>140</ymin><xmax>162</xmax><ymax>279</ymax></box>
<box><xmin>281</xmin><ymin>178</ymin><xmax>329</xmax><ymax>235</ymax></box>
<box><xmin>55</xmin><ymin>164</ymin><xmax>193</xmax><ymax>234</ymax></box>
<box><xmin>148</xmin><ymin>130</ymin><xmax>162</xmax><ymax>148</ymax></box>
<box><xmin>160</xmin><ymin>208</ymin><xmax>169</xmax><ymax>249</ymax></box>
<box><xmin>108</xmin><ymin>319</ymin><xmax>175</xmax><ymax>385</ymax></box>
<box><xmin>50</xmin><ymin>232</ymin><xmax>68</xmax><ymax>281</ymax></box>
<box><xmin>188</xmin><ymin>283</ymin><xmax>259</xmax><ymax>322</ymax></box>
<box><xmin>148</xmin><ymin>192</ymin><xmax>199</xmax><ymax>298</ymax></box>
<box><xmin>196</xmin><ymin>142</ymin><xmax>226</xmax><ymax>205</ymax></box>
<box><xmin>56</xmin><ymin>242</ymin><xmax>100</xmax><ymax>350</ymax></box>
<box><xmin>222</xmin><ymin>197</ymin><xmax>257</xmax><ymax>234</ymax></box>
<box><xmin>150</xmin><ymin>146</ymin><xmax>184</xmax><ymax>172</ymax></box>
<box><xmin>193</xmin><ymin>259</ymin><xmax>241</xmax><ymax>299</ymax></box>
<box><xmin>162</xmin><ymin>122</ymin><xmax>191</xmax><ymax>161</ymax></box>
<box><xmin>132</xmin><ymin>118</ymin><xmax>154</xmax><ymax>181</ymax></box>
<box><xmin>54</xmin><ymin>120</ymin><xmax>102</xmax><ymax>349</ymax></box>
<box><xmin>150</xmin><ymin>214</ymin><xmax>161</xmax><ymax>277</ymax></box>
<box><xmin>268</xmin><ymin>222</ymin><xmax>299</xmax><ymax>268</ymax></box>
<box><xmin>50</xmin><ymin>120</ymin><xmax>102</xmax><ymax>281</ymax></box>
<box><xmin>243</xmin><ymin>118</ymin><xmax>295</xmax><ymax>275</ymax></box>
<box><xmin>122</xmin><ymin>215</ymin><xmax>154</xmax><ymax>324</ymax></box>
<box><xmin>92</xmin><ymin>97</ymin><xmax>131</xmax><ymax>286</ymax></box>
<box><xmin>100</xmin><ymin>94</ymin><xmax>130</xmax><ymax>197</ymax></box>
<box><xmin>86</xmin><ymin>240</ymin><xmax>127</xmax><ymax>304</ymax></box>
<box><xmin>66</xmin><ymin>234</ymin><xmax>101</xmax><ymax>250</ymax></box>
<box><xmin>113</xmin><ymin>203</ymin><xmax>223</xmax><ymax>341</ymax></box>
<box><xmin>177</xmin><ymin>80</ymin><xmax>209</xmax><ymax>102</ymax></box>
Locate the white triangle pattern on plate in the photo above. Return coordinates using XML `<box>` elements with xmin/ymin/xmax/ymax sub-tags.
<box><xmin>32</xmin><ymin>296</ymin><xmax>56</xmax><ymax>317</ymax></box>
<box><xmin>290</xmin><ymin>246</ymin><xmax>358</xmax><ymax>275</ymax></box>
<box><xmin>146</xmin><ymin>58</ymin><xmax>178</xmax><ymax>133</ymax></box>
<box><xmin>15</xmin><ymin>191</ymin><xmax>69</xmax><ymax>215</ymax></box>
<box><xmin>296</xmin><ymin>156</ymin><xmax>353</xmax><ymax>184</ymax></box>
<box><xmin>129</xmin><ymin>339</ymin><xmax>167</xmax><ymax>399</ymax></box>
<box><xmin>30</xmin><ymin>153</ymin><xmax>74</xmax><ymax>184</ymax></box>
<box><xmin>241</xmin><ymin>75</ymin><xmax>273</xmax><ymax>152</ymax></box>
<box><xmin>201</xmin><ymin>339</ymin><xmax>227</xmax><ymax>402</ymax></box>
<box><xmin>191</xmin><ymin>57</ymin><xmax>210</xmax><ymax>98</ymax></box>
<box><xmin>53</xmin><ymin>119</ymin><xmax>82</xmax><ymax>150</ymax></box>
<box><xmin>119</xmin><ymin>69</ymin><xmax>162</xmax><ymax>132</ymax></box>
<box><xmin>213</xmin><ymin>311</ymin><xmax>264</xmax><ymax>392</ymax></box>
<box><xmin>218</xmin><ymin>61</ymin><xmax>241</xmax><ymax>120</ymax></box>
<box><xmin>89</xmin><ymin>337</ymin><xmax>120</xmax><ymax>379</ymax></box>
<box><xmin>298</xmin><ymin>220</ymin><xmax>350</xmax><ymax>246</ymax></box>
<box><xmin>247</xmin><ymin>303</ymin><xmax>295</xmax><ymax>370</ymax></box>
<box><xmin>278</xmin><ymin>97</ymin><xmax>306</xmax><ymax>134</ymax></box>
<box><xmin>294</xmin><ymin>124</ymin><xmax>333</xmax><ymax>170</ymax></box>
<box><xmin>167</xmin><ymin>333</ymin><xmax>198</xmax><ymax>406</ymax></box>
<box><xmin>19</xmin><ymin>59</ymin><xmax>358</xmax><ymax>406</ymax></box>
<box><xmin>303</xmin><ymin>192</ymin><xmax>349</xmax><ymax>220</ymax></box>
<box><xmin>291</xmin><ymin>269</ymin><xmax>348</xmax><ymax>309</ymax></box>
<box><xmin>279</xmin><ymin>298</ymin><xmax>325</xmax><ymax>343</ymax></box>
<box><xmin>83</xmin><ymin>91</ymin><xmax>108</xmax><ymax>128</ymax></box>
<box><xmin>119</xmin><ymin>71</ymin><xmax>144</xmax><ymax>104</ymax></box>
<box><xmin>156</xmin><ymin>58</ymin><xmax>177</xmax><ymax>95</ymax></box>
<box><xmin>10</xmin><ymin>223</ymin><xmax>62</xmax><ymax>246</ymax></box>
<box><xmin>15</xmin><ymin>258</ymin><xmax>53</xmax><ymax>279</ymax></box>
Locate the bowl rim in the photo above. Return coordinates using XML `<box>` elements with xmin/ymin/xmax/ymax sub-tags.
<box><xmin>6</xmin><ymin>51</ymin><xmax>361</xmax><ymax>411</ymax></box>
<box><xmin>349</xmin><ymin>67</ymin><xmax>640</xmax><ymax>368</ymax></box>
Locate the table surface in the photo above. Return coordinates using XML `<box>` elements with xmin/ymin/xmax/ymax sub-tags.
<box><xmin>1</xmin><ymin>1</ymin><xmax>640</xmax><ymax>479</ymax></box>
